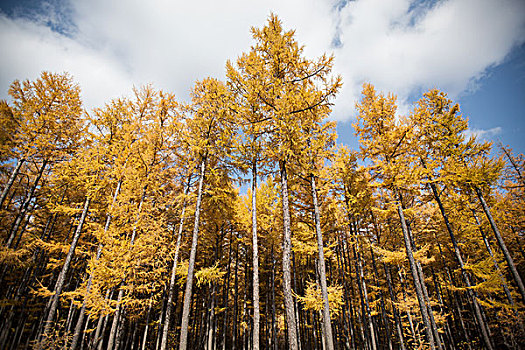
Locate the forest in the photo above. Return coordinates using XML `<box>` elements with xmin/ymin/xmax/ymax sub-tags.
<box><xmin>0</xmin><ymin>14</ymin><xmax>524</xmax><ymax>350</ymax></box>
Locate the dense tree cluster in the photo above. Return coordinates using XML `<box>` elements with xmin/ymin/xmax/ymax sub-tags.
<box><xmin>0</xmin><ymin>14</ymin><xmax>523</xmax><ymax>350</ymax></box>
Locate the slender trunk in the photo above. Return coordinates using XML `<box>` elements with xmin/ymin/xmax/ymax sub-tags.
<box><xmin>310</xmin><ymin>174</ymin><xmax>334</xmax><ymax>350</ymax></box>
<box><xmin>427</xmin><ymin>181</ymin><xmax>493</xmax><ymax>349</ymax></box>
<box><xmin>179</xmin><ymin>157</ymin><xmax>206</xmax><ymax>350</ymax></box>
<box><xmin>473</xmin><ymin>211</ymin><xmax>519</xmax><ymax>312</ymax></box>
<box><xmin>501</xmin><ymin>146</ymin><xmax>525</xmax><ymax>187</ymax></box>
<box><xmin>232</xmin><ymin>239</ymin><xmax>240</xmax><ymax>350</ymax></box>
<box><xmin>353</xmin><ymin>235</ymin><xmax>376</xmax><ymax>350</ymax></box>
<box><xmin>395</xmin><ymin>191</ymin><xmax>436</xmax><ymax>350</ymax></box>
<box><xmin>475</xmin><ymin>186</ymin><xmax>525</xmax><ymax>303</ymax></box>
<box><xmin>5</xmin><ymin>159</ymin><xmax>47</xmax><ymax>248</ymax></box>
<box><xmin>336</xmin><ymin>239</ymin><xmax>352</xmax><ymax>350</ymax></box>
<box><xmin>90</xmin><ymin>289</ymin><xmax>112</xmax><ymax>350</ymax></box>
<box><xmin>384</xmin><ymin>264</ymin><xmax>406</xmax><ymax>350</ymax></box>
<box><xmin>141</xmin><ymin>298</ymin><xmax>153</xmax><ymax>350</ymax></box>
<box><xmin>0</xmin><ymin>157</ymin><xmax>24</xmax><ymax>210</ymax></box>
<box><xmin>252</xmin><ymin>161</ymin><xmax>261</xmax><ymax>350</ymax></box>
<box><xmin>221</xmin><ymin>231</ymin><xmax>233</xmax><ymax>350</ymax></box>
<box><xmin>107</xmin><ymin>288</ymin><xmax>124</xmax><ymax>350</ymax></box>
<box><xmin>369</xmin><ymin>246</ymin><xmax>392</xmax><ymax>350</ymax></box>
<box><xmin>160</xmin><ymin>173</ymin><xmax>192</xmax><ymax>350</ymax></box>
<box><xmin>39</xmin><ymin>196</ymin><xmax>91</xmax><ymax>349</ymax></box>
<box><xmin>70</xmin><ymin>179</ymin><xmax>123</xmax><ymax>350</ymax></box>
<box><xmin>108</xmin><ymin>188</ymin><xmax>146</xmax><ymax>350</ymax></box>
<box><xmin>206</xmin><ymin>282</ymin><xmax>216</xmax><ymax>350</ymax></box>
<box><xmin>280</xmin><ymin>160</ymin><xmax>299</xmax><ymax>350</ymax></box>
<box><xmin>271</xmin><ymin>245</ymin><xmax>277</xmax><ymax>350</ymax></box>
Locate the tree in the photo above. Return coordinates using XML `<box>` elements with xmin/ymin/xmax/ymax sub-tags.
<box><xmin>355</xmin><ymin>83</ymin><xmax>439</xmax><ymax>350</ymax></box>
<box><xmin>228</xmin><ymin>14</ymin><xmax>341</xmax><ymax>349</ymax></box>
<box><xmin>178</xmin><ymin>78</ymin><xmax>236</xmax><ymax>350</ymax></box>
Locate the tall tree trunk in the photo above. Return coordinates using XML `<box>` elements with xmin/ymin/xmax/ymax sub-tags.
<box><xmin>369</xmin><ymin>246</ymin><xmax>392</xmax><ymax>350</ymax></box>
<box><xmin>427</xmin><ymin>180</ymin><xmax>493</xmax><ymax>349</ymax></box>
<box><xmin>39</xmin><ymin>196</ymin><xmax>91</xmax><ymax>349</ymax></box>
<box><xmin>141</xmin><ymin>297</ymin><xmax>153</xmax><ymax>350</ymax></box>
<box><xmin>232</xmin><ymin>238</ymin><xmax>240</xmax><ymax>350</ymax></box>
<box><xmin>179</xmin><ymin>156</ymin><xmax>207</xmax><ymax>350</ymax></box>
<box><xmin>310</xmin><ymin>174</ymin><xmax>335</xmax><ymax>350</ymax></box>
<box><xmin>221</xmin><ymin>230</ymin><xmax>233</xmax><ymax>350</ymax></box>
<box><xmin>0</xmin><ymin>157</ymin><xmax>24</xmax><ymax>210</ymax></box>
<box><xmin>252</xmin><ymin>161</ymin><xmax>261</xmax><ymax>350</ymax></box>
<box><xmin>475</xmin><ymin>186</ymin><xmax>525</xmax><ymax>303</ymax></box>
<box><xmin>472</xmin><ymin>210</ymin><xmax>520</xmax><ymax>318</ymax></box>
<box><xmin>90</xmin><ymin>289</ymin><xmax>112</xmax><ymax>350</ymax></box>
<box><xmin>5</xmin><ymin>159</ymin><xmax>47</xmax><ymax>248</ymax></box>
<box><xmin>70</xmin><ymin>179</ymin><xmax>123</xmax><ymax>350</ymax></box>
<box><xmin>107</xmin><ymin>188</ymin><xmax>146</xmax><ymax>350</ymax></box>
<box><xmin>353</xmin><ymin>232</ymin><xmax>376</xmax><ymax>350</ymax></box>
<box><xmin>271</xmin><ymin>245</ymin><xmax>277</xmax><ymax>350</ymax></box>
<box><xmin>395</xmin><ymin>190</ymin><xmax>436</xmax><ymax>350</ymax></box>
<box><xmin>384</xmin><ymin>264</ymin><xmax>406</xmax><ymax>350</ymax></box>
<box><xmin>279</xmin><ymin>160</ymin><xmax>299</xmax><ymax>350</ymax></box>
<box><xmin>160</xmin><ymin>173</ymin><xmax>192</xmax><ymax>350</ymax></box>
<box><xmin>107</xmin><ymin>289</ymin><xmax>124</xmax><ymax>350</ymax></box>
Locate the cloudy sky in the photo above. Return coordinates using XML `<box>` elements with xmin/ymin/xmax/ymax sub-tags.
<box><xmin>1</xmin><ymin>0</ymin><xmax>524</xmax><ymax>153</ymax></box>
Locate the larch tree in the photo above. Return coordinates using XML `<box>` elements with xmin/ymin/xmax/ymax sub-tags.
<box><xmin>178</xmin><ymin>77</ymin><xmax>236</xmax><ymax>350</ymax></box>
<box><xmin>355</xmin><ymin>83</ymin><xmax>439</xmax><ymax>350</ymax></box>
<box><xmin>409</xmin><ymin>89</ymin><xmax>494</xmax><ymax>349</ymax></box>
<box><xmin>228</xmin><ymin>14</ymin><xmax>341</xmax><ymax>350</ymax></box>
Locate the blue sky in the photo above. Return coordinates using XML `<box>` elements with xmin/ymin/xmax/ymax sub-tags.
<box><xmin>1</xmin><ymin>0</ymin><xmax>524</xmax><ymax>154</ymax></box>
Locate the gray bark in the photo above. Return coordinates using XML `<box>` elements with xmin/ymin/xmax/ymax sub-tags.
<box><xmin>179</xmin><ymin>157</ymin><xmax>206</xmax><ymax>350</ymax></box>
<box><xmin>396</xmin><ymin>194</ymin><xmax>436</xmax><ymax>350</ymax></box>
<box><xmin>252</xmin><ymin>162</ymin><xmax>261</xmax><ymax>350</ymax></box>
<box><xmin>475</xmin><ymin>186</ymin><xmax>525</xmax><ymax>303</ymax></box>
<box><xmin>310</xmin><ymin>174</ymin><xmax>334</xmax><ymax>350</ymax></box>
<box><xmin>0</xmin><ymin>158</ymin><xmax>24</xmax><ymax>210</ymax></box>
<box><xmin>279</xmin><ymin>160</ymin><xmax>299</xmax><ymax>350</ymax></box>
<box><xmin>39</xmin><ymin>196</ymin><xmax>91</xmax><ymax>349</ymax></box>
<box><xmin>70</xmin><ymin>179</ymin><xmax>123</xmax><ymax>350</ymax></box>
<box><xmin>427</xmin><ymin>181</ymin><xmax>493</xmax><ymax>350</ymax></box>
<box><xmin>160</xmin><ymin>173</ymin><xmax>192</xmax><ymax>350</ymax></box>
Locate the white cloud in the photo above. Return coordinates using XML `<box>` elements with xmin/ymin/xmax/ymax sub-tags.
<box><xmin>0</xmin><ymin>0</ymin><xmax>524</xmax><ymax>121</ymax></box>
<box><xmin>463</xmin><ymin>126</ymin><xmax>503</xmax><ymax>140</ymax></box>
<box><xmin>331</xmin><ymin>0</ymin><xmax>525</xmax><ymax>120</ymax></box>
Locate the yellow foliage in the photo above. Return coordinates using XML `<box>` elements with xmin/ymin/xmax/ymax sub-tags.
<box><xmin>296</xmin><ymin>281</ymin><xmax>344</xmax><ymax>318</ymax></box>
<box><xmin>195</xmin><ymin>263</ymin><xmax>226</xmax><ymax>286</ymax></box>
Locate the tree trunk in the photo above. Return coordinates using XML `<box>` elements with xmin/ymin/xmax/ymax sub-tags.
<box><xmin>353</xmin><ymin>233</ymin><xmax>376</xmax><ymax>350</ymax></box>
<box><xmin>108</xmin><ymin>188</ymin><xmax>146</xmax><ymax>350</ymax></box>
<box><xmin>141</xmin><ymin>298</ymin><xmax>153</xmax><ymax>350</ymax></box>
<box><xmin>280</xmin><ymin>160</ymin><xmax>299</xmax><ymax>350</ymax></box>
<box><xmin>427</xmin><ymin>181</ymin><xmax>493</xmax><ymax>349</ymax></box>
<box><xmin>0</xmin><ymin>157</ymin><xmax>24</xmax><ymax>210</ymax></box>
<box><xmin>473</xmin><ymin>210</ymin><xmax>520</xmax><ymax>318</ymax></box>
<box><xmin>160</xmin><ymin>173</ymin><xmax>192</xmax><ymax>350</ymax></box>
<box><xmin>39</xmin><ymin>196</ymin><xmax>91</xmax><ymax>349</ymax></box>
<box><xmin>271</xmin><ymin>245</ymin><xmax>277</xmax><ymax>350</ymax></box>
<box><xmin>251</xmin><ymin>161</ymin><xmax>261</xmax><ymax>350</ymax></box>
<box><xmin>70</xmin><ymin>178</ymin><xmax>123</xmax><ymax>350</ymax></box>
<box><xmin>221</xmin><ymin>231</ymin><xmax>233</xmax><ymax>350</ymax></box>
<box><xmin>475</xmin><ymin>186</ymin><xmax>525</xmax><ymax>303</ymax></box>
<box><xmin>310</xmin><ymin>174</ymin><xmax>334</xmax><ymax>350</ymax></box>
<box><xmin>107</xmin><ymin>288</ymin><xmax>124</xmax><ymax>350</ymax></box>
<box><xmin>232</xmin><ymin>238</ymin><xmax>240</xmax><ymax>350</ymax></box>
<box><xmin>5</xmin><ymin>159</ymin><xmax>47</xmax><ymax>248</ymax></box>
<box><xmin>179</xmin><ymin>156</ymin><xmax>207</xmax><ymax>350</ymax></box>
<box><xmin>395</xmin><ymin>192</ymin><xmax>436</xmax><ymax>350</ymax></box>
<box><xmin>384</xmin><ymin>264</ymin><xmax>406</xmax><ymax>350</ymax></box>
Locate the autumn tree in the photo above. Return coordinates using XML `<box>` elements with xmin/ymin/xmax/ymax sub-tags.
<box><xmin>178</xmin><ymin>77</ymin><xmax>236</xmax><ymax>350</ymax></box>
<box><xmin>228</xmin><ymin>14</ymin><xmax>341</xmax><ymax>350</ymax></box>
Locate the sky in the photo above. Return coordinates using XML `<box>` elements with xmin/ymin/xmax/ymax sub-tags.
<box><xmin>0</xmin><ymin>0</ymin><xmax>524</xmax><ymax>154</ymax></box>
